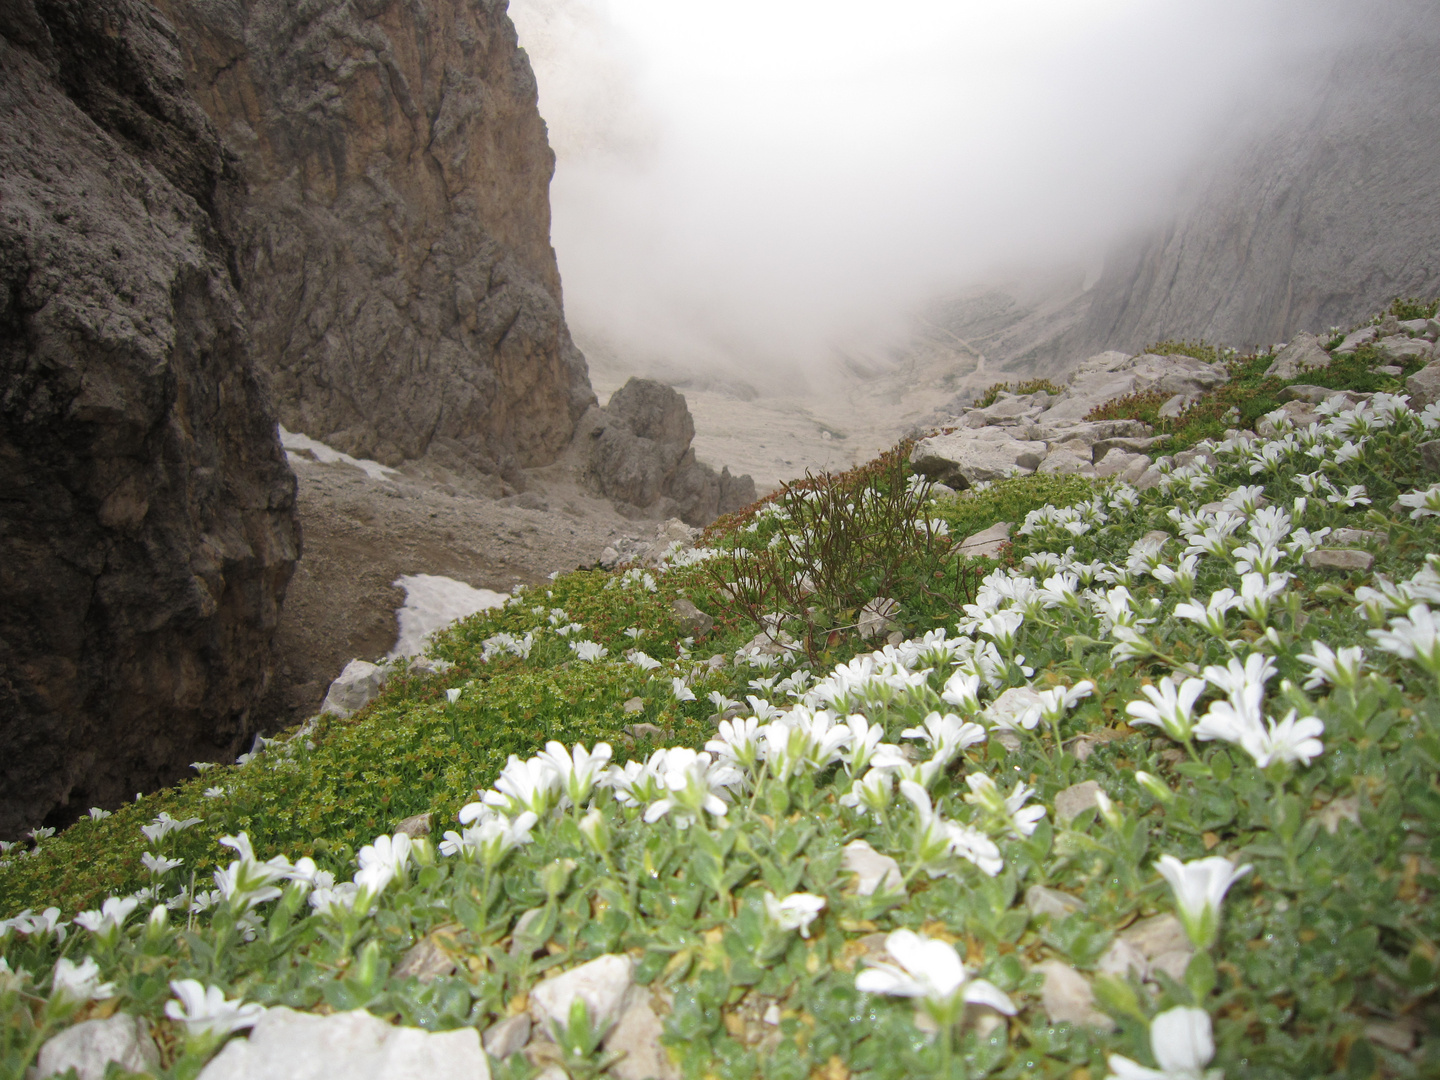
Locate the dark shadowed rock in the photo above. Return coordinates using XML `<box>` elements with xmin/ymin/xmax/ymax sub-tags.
<box><xmin>586</xmin><ymin>379</ymin><xmax>755</xmax><ymax>526</ymax></box>
<box><xmin>0</xmin><ymin>0</ymin><xmax>299</xmax><ymax>836</ymax></box>
<box><xmin>152</xmin><ymin>0</ymin><xmax>596</xmax><ymax>484</ymax></box>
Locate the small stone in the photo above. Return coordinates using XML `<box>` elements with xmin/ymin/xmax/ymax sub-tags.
<box><xmin>1373</xmin><ymin>364</ymin><xmax>1403</xmax><ymax>376</ymax></box>
<box><xmin>1134</xmin><ymin>466</ymin><xmax>1164</xmax><ymax>491</ymax></box>
<box><xmin>1141</xmin><ymin>530</ymin><xmax>1171</xmax><ymax>546</ymax></box>
<box><xmin>1053</xmin><ymin>780</ymin><xmax>1103</xmax><ymax>824</ymax></box>
<box><xmin>321</xmin><ymin>659</ymin><xmax>389</xmax><ymax>718</ymax></box>
<box><xmin>842</xmin><ymin>840</ymin><xmax>904</xmax><ymax>896</ymax></box>
<box><xmin>395</xmin><ymin>813</ymin><xmax>431</xmax><ymax>838</ymax></box>
<box><xmin>986</xmin><ymin>687</ymin><xmax>1042</xmax><ymax>730</ymax></box>
<box><xmin>1156</xmin><ymin>392</ymin><xmax>1195</xmax><ymax>419</ymax></box>
<box><xmin>35</xmin><ymin>1013</ymin><xmax>159</xmax><ymax>1080</ymax></box>
<box><xmin>858</xmin><ymin>597</ymin><xmax>901</xmax><ymax>640</ymax></box>
<box><xmin>1419</xmin><ymin>440</ymin><xmax>1440</xmax><ymax>473</ymax></box>
<box><xmin>529</xmin><ymin>953</ymin><xmax>634</xmax><ymax>1039</ymax></box>
<box><xmin>1407</xmin><ymin>360</ymin><xmax>1440</xmax><ymax>410</ymax></box>
<box><xmin>509</xmin><ymin>907</ymin><xmax>548</xmax><ymax>957</ymax></box>
<box><xmin>483</xmin><ymin>1014</ymin><xmax>532</xmax><ymax>1060</ymax></box>
<box><xmin>955</xmin><ymin>522</ymin><xmax>1012</xmax><ymax>559</ymax></box>
<box><xmin>994</xmin><ymin>730</ymin><xmax>1022</xmax><ymax>752</ymax></box>
<box><xmin>1364</xmin><ymin>1019</ymin><xmax>1416</xmax><ymax>1053</ymax></box>
<box><xmin>1096</xmin><ymin>938</ymin><xmax>1148</xmax><ymax>980</ymax></box>
<box><xmin>622</xmin><ymin>697</ymin><xmax>645</xmax><ymax>714</ymax></box>
<box><xmin>625</xmin><ymin>722</ymin><xmax>665</xmax><ymax>741</ymax></box>
<box><xmin>1329</xmin><ymin>528</ymin><xmax>1386</xmax><ymax>547</ymax></box>
<box><xmin>394</xmin><ymin>930</ymin><xmax>458</xmax><ymax>983</ymax></box>
<box><xmin>195</xmin><ymin>1007</ymin><xmax>489</xmax><ymax>1080</ymax></box>
<box><xmin>1119</xmin><ymin>914</ymin><xmax>1190</xmax><ymax>960</ymax></box>
<box><xmin>1330</xmin><ymin>326</ymin><xmax>1377</xmax><ymax>355</ymax></box>
<box><xmin>1035</xmin><ymin>960</ymin><xmax>1115</xmax><ymax>1031</ymax></box>
<box><xmin>1149</xmin><ymin>950</ymin><xmax>1193</xmax><ymax>982</ymax></box>
<box><xmin>605</xmin><ymin>988</ymin><xmax>680</xmax><ymax>1080</ymax></box>
<box><xmin>1317</xmin><ymin>794</ymin><xmax>1360</xmax><ymax>835</ymax></box>
<box><xmin>1277</xmin><ymin>383</ymin><xmax>1334</xmax><ymax>403</ymax></box>
<box><xmin>1304</xmin><ymin>549</ymin><xmax>1374</xmax><ymax>572</ymax></box>
<box><xmin>1037</xmin><ymin>449</ymin><xmax>1095</xmax><ymax>476</ymax></box>
<box><xmin>1093</xmin><ymin>448</ymin><xmax>1148</xmax><ymax>478</ymax></box>
<box><xmin>670</xmin><ymin>598</ymin><xmax>714</xmax><ymax>639</ymax></box>
<box><xmin>1024</xmin><ymin>885</ymin><xmax>1085</xmax><ymax>920</ymax></box>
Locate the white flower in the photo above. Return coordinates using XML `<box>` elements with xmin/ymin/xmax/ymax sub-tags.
<box><xmin>855</xmin><ymin>929</ymin><xmax>1016</xmax><ymax>1025</ymax></box>
<box><xmin>604</xmin><ymin>750</ymin><xmax>670</xmax><ymax>807</ymax></box>
<box><xmin>1368</xmin><ymin>603</ymin><xmax>1440</xmax><ymax>675</ymax></box>
<box><xmin>901</xmin><ymin>711</ymin><xmax>986</xmax><ymax>767</ymax></box>
<box><xmin>1156</xmin><ymin>854</ymin><xmax>1252</xmax><ymax>948</ymax></box>
<box><xmin>445</xmin><ymin>687</ymin><xmax>463</xmax><ymax>703</ymax></box>
<box><xmin>628</xmin><ymin>650</ymin><xmax>662</xmax><ymax>671</ymax></box>
<box><xmin>964</xmin><ymin>774</ymin><xmax>1046</xmax><ymax>838</ymax></box>
<box><xmin>977</xmin><ymin>610</ymin><xmax>1024</xmax><ymax>651</ymax></box>
<box><xmin>1174</xmin><ymin>590</ymin><xmax>1237</xmax><ymax>636</ymax></box>
<box><xmin>1126</xmin><ymin>676</ymin><xmax>1206</xmax><ymax>743</ymax></box>
<box><xmin>212</xmin><ymin>834</ymin><xmax>290</xmax><ymax>912</ymax></box>
<box><xmin>838</xmin><ymin>713</ymin><xmax>887</xmax><ymax>775</ymax></box>
<box><xmin>353</xmin><ymin>833</ymin><xmax>412</xmax><ymax>896</ymax></box>
<box><xmin>1152</xmin><ymin>554</ymin><xmax>1200</xmax><ymax>594</ymax></box>
<box><xmin>307</xmin><ymin>882</ymin><xmax>360</xmax><ymax>917</ymax></box>
<box><xmin>1202</xmin><ymin>652</ymin><xmax>1276</xmax><ymax>703</ymax></box>
<box><xmin>439</xmin><ymin>810</ymin><xmax>537</xmax><ymax>865</ymax></box>
<box><xmin>1326</xmin><ymin>483</ymin><xmax>1371</xmax><ymax>508</ymax></box>
<box><xmin>1295</xmin><ymin>642</ymin><xmax>1365</xmax><ymax>690</ymax></box>
<box><xmin>706</xmin><ymin>716</ymin><xmax>762</xmax><ymax>771</ymax></box>
<box><xmin>940</xmin><ymin>671</ymin><xmax>982</xmax><ymax>714</ymax></box>
<box><xmin>569</xmin><ymin>640</ymin><xmax>608</xmax><ymax>662</ymax></box>
<box><xmin>141</xmin><ymin>852</ymin><xmax>184</xmax><ymax>875</ymax></box>
<box><xmin>485</xmin><ymin>754</ymin><xmax>562</xmax><ymax>817</ymax></box>
<box><xmin>74</xmin><ymin>896</ymin><xmax>140</xmax><ymax>942</ymax></box>
<box><xmin>643</xmin><ymin>748</ymin><xmax>740</xmax><ymax>827</ymax></box>
<box><xmin>190</xmin><ymin>762</ymin><xmax>217</xmax><ymax>773</ymax></box>
<box><xmin>86</xmin><ymin>807</ymin><xmax>113</xmax><ymax>820</ymax></box>
<box><xmin>536</xmin><ymin>741</ymin><xmax>613</xmax><ymax>808</ymax></box>
<box><xmin>140</xmin><ymin>811</ymin><xmax>202</xmax><ymax>845</ymax></box>
<box><xmin>1239</xmin><ymin>710</ymin><xmax>1325</xmax><ymax>768</ymax></box>
<box><xmin>761</xmin><ymin>707</ymin><xmax>851</xmax><ymax>780</ymax></box>
<box><xmin>946</xmin><ymin>821</ymin><xmax>1005</xmax><ymax>877</ymax></box>
<box><xmin>204</xmin><ymin>786</ymin><xmax>226</xmax><ymax>799</ymax></box>
<box><xmin>671</xmin><ymin>677</ymin><xmax>697</xmax><ymax>702</ymax></box>
<box><xmin>839</xmin><ymin>768</ymin><xmax>895</xmax><ymax>816</ymax></box>
<box><xmin>1105</xmin><ymin>1006</ymin><xmax>1220</xmax><ymax>1080</ymax></box>
<box><xmin>51</xmin><ymin>957</ymin><xmax>115</xmax><ymax>1004</ymax></box>
<box><xmin>283</xmin><ymin>857</ymin><xmax>334</xmax><ymax>893</ymax></box>
<box><xmin>8</xmin><ymin>906</ymin><xmax>68</xmax><ymax>941</ymax></box>
<box><xmin>764</xmin><ymin>891</ymin><xmax>826</xmax><ymax>938</ymax></box>
<box><xmin>165</xmin><ymin>979</ymin><xmax>265</xmax><ymax>1038</ymax></box>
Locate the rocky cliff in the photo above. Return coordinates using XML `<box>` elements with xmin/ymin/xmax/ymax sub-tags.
<box><xmin>152</xmin><ymin>0</ymin><xmax>596</xmax><ymax>488</ymax></box>
<box><xmin>0</xmin><ymin>0</ymin><xmax>299</xmax><ymax>835</ymax></box>
<box><xmin>1055</xmin><ymin>15</ymin><xmax>1440</xmax><ymax>359</ymax></box>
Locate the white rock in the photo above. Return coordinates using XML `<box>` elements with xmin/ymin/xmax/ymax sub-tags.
<box><xmin>842</xmin><ymin>840</ymin><xmax>904</xmax><ymax>896</ymax></box>
<box><xmin>1035</xmin><ymin>960</ymin><xmax>1115</xmax><ymax>1031</ymax></box>
<box><xmin>35</xmin><ymin>1014</ymin><xmax>159</xmax><ymax>1080</ymax></box>
<box><xmin>1037</xmin><ymin>449</ymin><xmax>1095</xmax><ymax>476</ymax></box>
<box><xmin>197</xmin><ymin>1007</ymin><xmax>489</xmax><ymax>1080</ymax></box>
<box><xmin>605</xmin><ymin>988</ymin><xmax>679</xmax><ymax>1080</ymax></box>
<box><xmin>482</xmin><ymin>1014</ymin><xmax>531</xmax><ymax>1060</ymax></box>
<box><xmin>1119</xmin><ymin>914</ymin><xmax>1190</xmax><ymax>960</ymax></box>
<box><xmin>910</xmin><ymin>433</ymin><xmax>1045</xmax><ymax>489</ymax></box>
<box><xmin>1331</xmin><ymin>325</ymin><xmax>1377</xmax><ymax>354</ymax></box>
<box><xmin>858</xmin><ymin>597</ymin><xmax>900</xmax><ymax>640</ymax></box>
<box><xmin>1265</xmin><ymin>332</ymin><xmax>1332</xmax><ymax>379</ymax></box>
<box><xmin>1093</xmin><ymin>448</ymin><xmax>1149</xmax><ymax>480</ymax></box>
<box><xmin>529</xmin><ymin>954</ymin><xmax>633</xmax><ymax>1039</ymax></box>
<box><xmin>985</xmin><ymin>686</ymin><xmax>1042</xmax><ymax>730</ymax></box>
<box><xmin>955</xmin><ymin>522</ymin><xmax>1011</xmax><ymax>559</ymax></box>
<box><xmin>1024</xmin><ymin>885</ymin><xmax>1085</xmax><ymax>920</ymax></box>
<box><xmin>1053</xmin><ymin>780</ymin><xmax>1103</xmax><ymax>824</ymax></box>
<box><xmin>1096</xmin><ymin>938</ymin><xmax>1148</xmax><ymax>980</ymax></box>
<box><xmin>321</xmin><ymin>659</ymin><xmax>389</xmax><ymax>718</ymax></box>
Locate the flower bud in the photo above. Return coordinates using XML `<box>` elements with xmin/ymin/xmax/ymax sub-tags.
<box><xmin>1134</xmin><ymin>771</ymin><xmax>1175</xmax><ymax>805</ymax></box>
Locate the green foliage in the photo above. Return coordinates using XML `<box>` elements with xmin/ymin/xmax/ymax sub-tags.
<box><xmin>1142</xmin><ymin>339</ymin><xmax>1224</xmax><ymax>365</ymax></box>
<box><xmin>1388</xmin><ymin>296</ymin><xmax>1439</xmax><ymax>321</ymax></box>
<box><xmin>974</xmin><ymin>379</ymin><xmax>1064</xmax><ymax>408</ymax></box>
<box><xmin>929</xmin><ymin>472</ymin><xmax>1096</xmax><ymax>543</ymax></box>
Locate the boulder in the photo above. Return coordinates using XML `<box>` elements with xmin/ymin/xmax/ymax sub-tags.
<box><xmin>842</xmin><ymin>840</ymin><xmax>904</xmax><ymax>896</ymax></box>
<box><xmin>605</xmin><ymin>988</ymin><xmax>680</xmax><ymax>1080</ymax></box>
<box><xmin>1407</xmin><ymin>361</ymin><xmax>1440</xmax><ymax>409</ymax></box>
<box><xmin>1266</xmin><ymin>333</ymin><xmax>1333</xmax><ymax>379</ymax></box>
<box><xmin>1094</xmin><ymin>449</ymin><xmax>1150</xmax><ymax>481</ymax></box>
<box><xmin>1305</xmin><ymin>549</ymin><xmax>1375</xmax><ymax>572</ymax></box>
<box><xmin>1054</xmin><ymin>780</ymin><xmax>1104</xmax><ymax>824</ymax></box>
<box><xmin>529</xmin><ymin>954</ymin><xmax>634</xmax><ymax>1039</ymax></box>
<box><xmin>586</xmin><ymin>381</ymin><xmax>755</xmax><ymax>526</ymax></box>
<box><xmin>955</xmin><ymin>522</ymin><xmax>1012</xmax><ymax>559</ymax></box>
<box><xmin>35</xmin><ymin>1014</ymin><xmax>159</xmax><ymax>1080</ymax></box>
<box><xmin>1256</xmin><ymin>401</ymin><xmax>1319</xmax><ymax>437</ymax></box>
<box><xmin>670</xmin><ymin>599</ymin><xmax>714</xmax><ymax>639</ymax></box>
<box><xmin>1035</xmin><ymin>960</ymin><xmax>1114</xmax><ymax>1031</ymax></box>
<box><xmin>321</xmin><ymin>661</ymin><xmax>390</xmax><ymax>719</ymax></box>
<box><xmin>1025</xmin><ymin>885</ymin><xmax>1085</xmax><ymax>920</ymax></box>
<box><xmin>1376</xmin><ymin>335</ymin><xmax>1433</xmax><ymax>362</ymax></box>
<box><xmin>1332</xmin><ymin>326</ymin><xmax>1378</xmax><ymax>355</ymax></box>
<box><xmin>1127</xmin><ymin>353</ymin><xmax>1228</xmax><ymax>395</ymax></box>
<box><xmin>197</xmin><ymin>1007</ymin><xmax>489</xmax><ymax>1080</ymax></box>
<box><xmin>1038</xmin><ymin>450</ymin><xmax>1096</xmax><ymax>476</ymax></box>
<box><xmin>910</xmin><ymin>433</ymin><xmax>1046</xmax><ymax>489</ymax></box>
<box><xmin>1090</xmin><ymin>436</ymin><xmax>1168</xmax><ymax>463</ymax></box>
<box><xmin>0</xmin><ymin>0</ymin><xmax>300</xmax><ymax>835</ymax></box>
<box><xmin>482</xmin><ymin>1015</ymin><xmax>531</xmax><ymax>1061</ymax></box>
<box><xmin>1420</xmin><ymin>440</ymin><xmax>1440</xmax><ymax>473</ymax></box>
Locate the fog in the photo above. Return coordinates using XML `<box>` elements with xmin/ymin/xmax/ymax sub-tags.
<box><xmin>509</xmin><ymin>0</ymin><xmax>1388</xmax><ymax>395</ymax></box>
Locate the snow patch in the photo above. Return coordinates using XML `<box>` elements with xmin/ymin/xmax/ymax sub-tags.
<box><xmin>278</xmin><ymin>425</ymin><xmax>398</xmax><ymax>482</ymax></box>
<box><xmin>389</xmin><ymin>574</ymin><xmax>509</xmax><ymax>658</ymax></box>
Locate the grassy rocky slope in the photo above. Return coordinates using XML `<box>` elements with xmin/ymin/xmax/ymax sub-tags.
<box><xmin>3</xmin><ymin>302</ymin><xmax>1440</xmax><ymax>1080</ymax></box>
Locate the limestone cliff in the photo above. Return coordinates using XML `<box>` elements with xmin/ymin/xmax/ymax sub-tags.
<box><xmin>1056</xmin><ymin>16</ymin><xmax>1440</xmax><ymax>358</ymax></box>
<box><xmin>153</xmin><ymin>0</ymin><xmax>596</xmax><ymax>486</ymax></box>
<box><xmin>0</xmin><ymin>0</ymin><xmax>299</xmax><ymax>835</ymax></box>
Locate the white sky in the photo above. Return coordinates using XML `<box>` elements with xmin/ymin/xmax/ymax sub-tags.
<box><xmin>509</xmin><ymin>0</ymin><xmax>1372</xmax><ymax>386</ymax></box>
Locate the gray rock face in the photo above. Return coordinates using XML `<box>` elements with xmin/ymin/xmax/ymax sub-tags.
<box><xmin>1406</xmin><ymin>361</ymin><xmax>1440</xmax><ymax>410</ymax></box>
<box><xmin>1053</xmin><ymin>14</ymin><xmax>1440</xmax><ymax>358</ymax></box>
<box><xmin>585</xmin><ymin>379</ymin><xmax>756</xmax><ymax>525</ymax></box>
<box><xmin>1265</xmin><ymin>333</ymin><xmax>1332</xmax><ymax>380</ymax></box>
<box><xmin>0</xmin><ymin>0</ymin><xmax>299</xmax><ymax>835</ymax></box>
<box><xmin>35</xmin><ymin>1014</ymin><xmax>159</xmax><ymax>1080</ymax></box>
<box><xmin>153</xmin><ymin>0</ymin><xmax>596</xmax><ymax>482</ymax></box>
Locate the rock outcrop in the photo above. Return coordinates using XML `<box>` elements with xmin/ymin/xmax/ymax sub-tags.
<box><xmin>0</xmin><ymin>0</ymin><xmax>299</xmax><ymax>834</ymax></box>
<box><xmin>151</xmin><ymin>0</ymin><xmax>595</xmax><ymax>486</ymax></box>
<box><xmin>583</xmin><ymin>379</ymin><xmax>756</xmax><ymax>526</ymax></box>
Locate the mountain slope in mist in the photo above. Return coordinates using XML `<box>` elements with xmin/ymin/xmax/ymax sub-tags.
<box><xmin>1044</xmin><ymin>15</ymin><xmax>1440</xmax><ymax>361</ymax></box>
